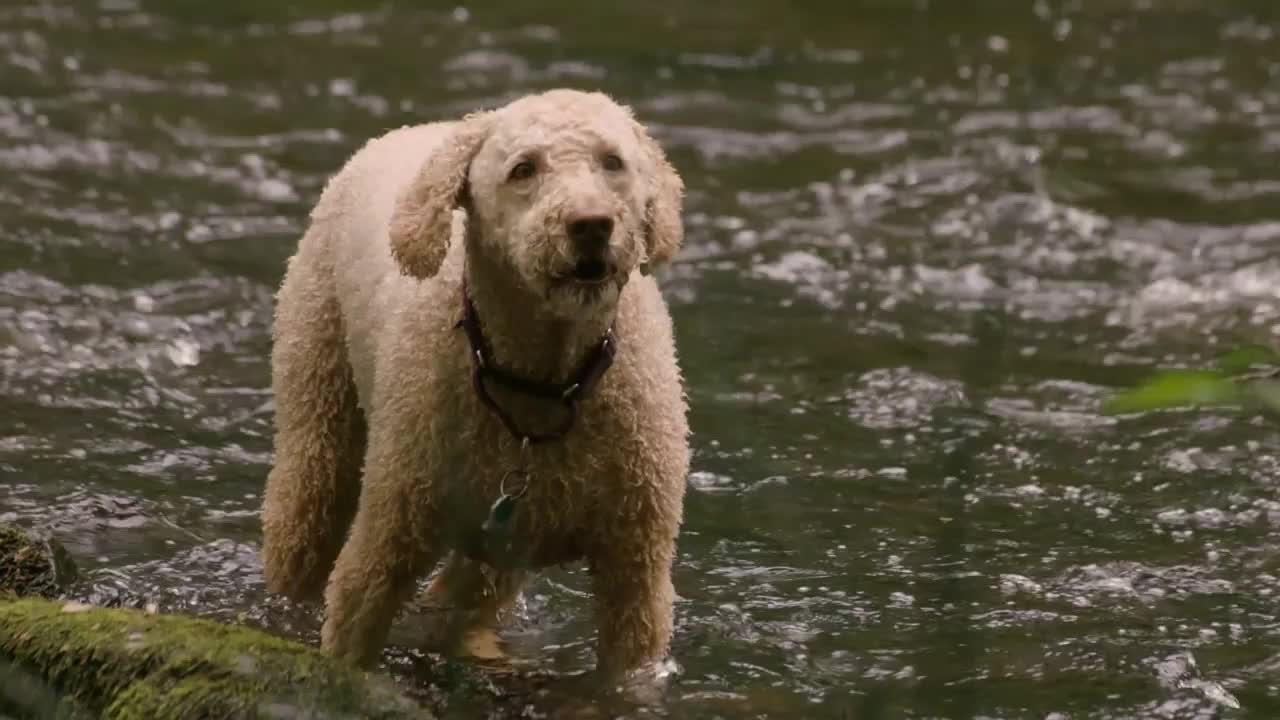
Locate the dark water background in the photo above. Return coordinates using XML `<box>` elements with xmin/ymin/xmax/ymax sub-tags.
<box><xmin>3</xmin><ymin>1</ymin><xmax>1280</xmax><ymax>717</ymax></box>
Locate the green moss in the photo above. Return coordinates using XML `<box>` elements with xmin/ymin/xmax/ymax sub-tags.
<box><xmin>0</xmin><ymin>599</ymin><xmax>433</xmax><ymax>719</ymax></box>
<box><xmin>0</xmin><ymin>526</ymin><xmax>77</xmax><ymax>599</ymax></box>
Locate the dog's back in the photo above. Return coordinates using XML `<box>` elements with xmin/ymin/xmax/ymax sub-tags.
<box><xmin>309</xmin><ymin>122</ymin><xmax>459</xmax><ymax>406</ymax></box>
<box><xmin>261</xmin><ymin>121</ymin><xmax>456</xmax><ymax>598</ymax></box>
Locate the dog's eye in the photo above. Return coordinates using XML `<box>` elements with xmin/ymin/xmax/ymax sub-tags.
<box><xmin>507</xmin><ymin>160</ymin><xmax>537</xmax><ymax>182</ymax></box>
<box><xmin>601</xmin><ymin>153</ymin><xmax>624</xmax><ymax>172</ymax></box>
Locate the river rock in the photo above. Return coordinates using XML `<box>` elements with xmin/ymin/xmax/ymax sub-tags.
<box><xmin>0</xmin><ymin>523</ymin><xmax>77</xmax><ymax>598</ymax></box>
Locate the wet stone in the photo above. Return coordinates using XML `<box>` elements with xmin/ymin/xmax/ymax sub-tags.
<box><xmin>0</xmin><ymin>524</ymin><xmax>77</xmax><ymax>599</ymax></box>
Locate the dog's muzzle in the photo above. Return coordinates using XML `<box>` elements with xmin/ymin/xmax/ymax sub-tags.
<box><xmin>564</xmin><ymin>213</ymin><xmax>616</xmax><ymax>284</ymax></box>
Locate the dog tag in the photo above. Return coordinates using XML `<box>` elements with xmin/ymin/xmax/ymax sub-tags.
<box><xmin>482</xmin><ymin>492</ymin><xmax>520</xmax><ymax>535</ymax></box>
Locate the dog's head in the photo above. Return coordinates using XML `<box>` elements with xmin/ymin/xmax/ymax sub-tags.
<box><xmin>389</xmin><ymin>89</ymin><xmax>683</xmax><ymax>315</ymax></box>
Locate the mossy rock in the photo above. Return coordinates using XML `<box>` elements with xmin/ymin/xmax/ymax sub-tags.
<box><xmin>0</xmin><ymin>598</ymin><xmax>434</xmax><ymax>719</ymax></box>
<box><xmin>0</xmin><ymin>525</ymin><xmax>77</xmax><ymax>598</ymax></box>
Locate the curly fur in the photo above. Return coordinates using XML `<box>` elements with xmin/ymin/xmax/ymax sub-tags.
<box><xmin>260</xmin><ymin>89</ymin><xmax>689</xmax><ymax>680</ymax></box>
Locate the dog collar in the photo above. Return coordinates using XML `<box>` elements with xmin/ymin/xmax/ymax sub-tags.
<box><xmin>455</xmin><ymin>280</ymin><xmax>616</xmax><ymax>445</ymax></box>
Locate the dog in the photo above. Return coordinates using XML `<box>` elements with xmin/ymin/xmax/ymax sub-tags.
<box><xmin>260</xmin><ymin>89</ymin><xmax>690</xmax><ymax>680</ymax></box>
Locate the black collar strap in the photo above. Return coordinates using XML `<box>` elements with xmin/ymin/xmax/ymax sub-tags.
<box><xmin>456</xmin><ymin>282</ymin><xmax>616</xmax><ymax>444</ymax></box>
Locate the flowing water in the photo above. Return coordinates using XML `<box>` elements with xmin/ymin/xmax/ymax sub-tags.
<box><xmin>3</xmin><ymin>1</ymin><xmax>1280</xmax><ymax>717</ymax></box>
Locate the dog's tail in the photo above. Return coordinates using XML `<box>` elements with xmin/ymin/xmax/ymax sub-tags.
<box><xmin>261</xmin><ymin>228</ymin><xmax>367</xmax><ymax>601</ymax></box>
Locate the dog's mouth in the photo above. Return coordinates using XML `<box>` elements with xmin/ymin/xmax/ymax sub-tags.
<box><xmin>555</xmin><ymin>258</ymin><xmax>613</xmax><ymax>286</ymax></box>
<box><xmin>571</xmin><ymin>258</ymin><xmax>611</xmax><ymax>283</ymax></box>
<box><xmin>547</xmin><ymin>258</ymin><xmax>624</xmax><ymax>306</ymax></box>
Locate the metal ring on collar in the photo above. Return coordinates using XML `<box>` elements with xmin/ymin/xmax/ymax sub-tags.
<box><xmin>500</xmin><ymin>469</ymin><xmax>530</xmax><ymax>498</ymax></box>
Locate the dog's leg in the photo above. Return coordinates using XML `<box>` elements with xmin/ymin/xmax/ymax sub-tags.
<box><xmin>321</xmin><ymin>516</ymin><xmax>440</xmax><ymax>666</ymax></box>
<box><xmin>320</xmin><ymin>420</ymin><xmax>444</xmax><ymax>666</ymax></box>
<box><xmin>261</xmin><ymin>235</ymin><xmax>368</xmax><ymax>601</ymax></box>
<box><xmin>589</xmin><ymin>518</ymin><xmax>678</xmax><ymax>681</ymax></box>
<box><xmin>418</xmin><ymin>553</ymin><xmax>527</xmax><ymax>659</ymax></box>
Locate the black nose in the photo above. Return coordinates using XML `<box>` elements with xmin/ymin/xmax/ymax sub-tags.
<box><xmin>567</xmin><ymin>215</ymin><xmax>613</xmax><ymax>256</ymax></box>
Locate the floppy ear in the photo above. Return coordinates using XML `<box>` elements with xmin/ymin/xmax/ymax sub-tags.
<box><xmin>388</xmin><ymin>111</ymin><xmax>495</xmax><ymax>279</ymax></box>
<box><xmin>632</xmin><ymin>121</ymin><xmax>685</xmax><ymax>270</ymax></box>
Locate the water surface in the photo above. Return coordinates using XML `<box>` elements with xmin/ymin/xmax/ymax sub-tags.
<box><xmin>3</xmin><ymin>1</ymin><xmax>1280</xmax><ymax>717</ymax></box>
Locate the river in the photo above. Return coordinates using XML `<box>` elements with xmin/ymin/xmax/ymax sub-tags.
<box><xmin>2</xmin><ymin>1</ymin><xmax>1279</xmax><ymax>717</ymax></box>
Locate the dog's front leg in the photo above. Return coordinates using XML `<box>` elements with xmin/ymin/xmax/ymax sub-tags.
<box><xmin>589</xmin><ymin>517</ymin><xmax>679</xmax><ymax>681</ymax></box>
<box><xmin>320</xmin><ymin>425</ymin><xmax>442</xmax><ymax>667</ymax></box>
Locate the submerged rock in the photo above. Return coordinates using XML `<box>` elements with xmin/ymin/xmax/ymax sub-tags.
<box><xmin>0</xmin><ymin>524</ymin><xmax>77</xmax><ymax>598</ymax></box>
<box><xmin>0</xmin><ymin>598</ymin><xmax>434</xmax><ymax>719</ymax></box>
